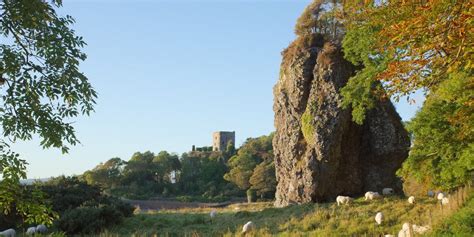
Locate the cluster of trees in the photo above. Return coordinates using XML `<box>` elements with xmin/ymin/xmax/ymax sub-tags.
<box><xmin>81</xmin><ymin>133</ymin><xmax>276</xmax><ymax>200</ymax></box>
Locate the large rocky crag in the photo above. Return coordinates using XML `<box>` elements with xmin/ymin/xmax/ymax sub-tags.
<box><xmin>273</xmin><ymin>39</ymin><xmax>410</xmax><ymax>207</ymax></box>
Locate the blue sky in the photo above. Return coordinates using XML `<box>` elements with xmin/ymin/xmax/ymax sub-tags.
<box><xmin>13</xmin><ymin>0</ymin><xmax>424</xmax><ymax>178</ymax></box>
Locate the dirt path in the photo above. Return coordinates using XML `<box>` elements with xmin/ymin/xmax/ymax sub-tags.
<box><xmin>124</xmin><ymin>198</ymin><xmax>245</xmax><ymax>210</ymax></box>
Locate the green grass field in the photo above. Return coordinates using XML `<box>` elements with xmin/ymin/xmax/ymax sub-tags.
<box><xmin>101</xmin><ymin>188</ymin><xmax>473</xmax><ymax>237</ymax></box>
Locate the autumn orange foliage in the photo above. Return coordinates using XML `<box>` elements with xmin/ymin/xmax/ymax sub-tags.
<box><xmin>345</xmin><ymin>0</ymin><xmax>473</xmax><ymax>96</ymax></box>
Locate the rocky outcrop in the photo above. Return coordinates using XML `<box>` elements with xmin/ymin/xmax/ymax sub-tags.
<box><xmin>273</xmin><ymin>40</ymin><xmax>410</xmax><ymax>207</ymax></box>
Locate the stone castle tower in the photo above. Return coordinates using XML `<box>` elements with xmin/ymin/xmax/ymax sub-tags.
<box><xmin>212</xmin><ymin>131</ymin><xmax>235</xmax><ymax>152</ymax></box>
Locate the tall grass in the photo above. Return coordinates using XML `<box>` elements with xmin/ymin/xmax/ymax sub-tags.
<box><xmin>99</xmin><ymin>186</ymin><xmax>472</xmax><ymax>236</ymax></box>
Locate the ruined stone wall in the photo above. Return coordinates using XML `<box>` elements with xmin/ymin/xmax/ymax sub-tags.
<box><xmin>212</xmin><ymin>131</ymin><xmax>235</xmax><ymax>152</ymax></box>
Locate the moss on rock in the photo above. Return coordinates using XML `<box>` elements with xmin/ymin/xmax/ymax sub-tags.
<box><xmin>301</xmin><ymin>105</ymin><xmax>316</xmax><ymax>145</ymax></box>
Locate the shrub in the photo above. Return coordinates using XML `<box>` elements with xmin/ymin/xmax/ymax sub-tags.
<box><xmin>55</xmin><ymin>201</ymin><xmax>133</xmax><ymax>235</ymax></box>
<box><xmin>36</xmin><ymin>176</ymin><xmax>133</xmax><ymax>234</ymax></box>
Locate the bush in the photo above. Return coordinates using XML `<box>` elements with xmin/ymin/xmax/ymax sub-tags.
<box><xmin>37</xmin><ymin>176</ymin><xmax>134</xmax><ymax>234</ymax></box>
<box><xmin>40</xmin><ymin>176</ymin><xmax>102</xmax><ymax>213</ymax></box>
<box><xmin>56</xmin><ymin>199</ymin><xmax>133</xmax><ymax>235</ymax></box>
<box><xmin>56</xmin><ymin>206</ymin><xmax>123</xmax><ymax>234</ymax></box>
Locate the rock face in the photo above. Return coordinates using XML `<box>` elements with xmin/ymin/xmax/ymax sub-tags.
<box><xmin>273</xmin><ymin>40</ymin><xmax>410</xmax><ymax>207</ymax></box>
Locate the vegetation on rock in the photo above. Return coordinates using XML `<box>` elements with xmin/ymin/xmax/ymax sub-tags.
<box><xmin>301</xmin><ymin>105</ymin><xmax>316</xmax><ymax>145</ymax></box>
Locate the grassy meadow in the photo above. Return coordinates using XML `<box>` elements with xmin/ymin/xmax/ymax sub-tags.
<box><xmin>98</xmin><ymin>187</ymin><xmax>473</xmax><ymax>237</ymax></box>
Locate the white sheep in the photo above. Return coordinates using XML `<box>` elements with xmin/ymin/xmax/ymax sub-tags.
<box><xmin>382</xmin><ymin>188</ymin><xmax>394</xmax><ymax>195</ymax></box>
<box><xmin>402</xmin><ymin>222</ymin><xmax>411</xmax><ymax>230</ymax></box>
<box><xmin>398</xmin><ymin>222</ymin><xmax>430</xmax><ymax>237</ymax></box>
<box><xmin>412</xmin><ymin>224</ymin><xmax>430</xmax><ymax>234</ymax></box>
<box><xmin>336</xmin><ymin>196</ymin><xmax>353</xmax><ymax>206</ymax></box>
<box><xmin>441</xmin><ymin>197</ymin><xmax>449</xmax><ymax>205</ymax></box>
<box><xmin>365</xmin><ymin>191</ymin><xmax>382</xmax><ymax>201</ymax></box>
<box><xmin>398</xmin><ymin>229</ymin><xmax>410</xmax><ymax>237</ymax></box>
<box><xmin>407</xmin><ymin>196</ymin><xmax>415</xmax><ymax>204</ymax></box>
<box><xmin>242</xmin><ymin>221</ymin><xmax>255</xmax><ymax>234</ymax></box>
<box><xmin>398</xmin><ymin>222</ymin><xmax>412</xmax><ymax>237</ymax></box>
<box><xmin>35</xmin><ymin>224</ymin><xmax>47</xmax><ymax>234</ymax></box>
<box><xmin>25</xmin><ymin>227</ymin><xmax>36</xmax><ymax>235</ymax></box>
<box><xmin>385</xmin><ymin>235</ymin><xmax>395</xmax><ymax>237</ymax></box>
<box><xmin>427</xmin><ymin>190</ymin><xmax>434</xmax><ymax>197</ymax></box>
<box><xmin>0</xmin><ymin>229</ymin><xmax>16</xmax><ymax>237</ymax></box>
<box><xmin>375</xmin><ymin>212</ymin><xmax>384</xmax><ymax>225</ymax></box>
<box><xmin>437</xmin><ymin>192</ymin><xmax>445</xmax><ymax>200</ymax></box>
<box><xmin>210</xmin><ymin>209</ymin><xmax>217</xmax><ymax>218</ymax></box>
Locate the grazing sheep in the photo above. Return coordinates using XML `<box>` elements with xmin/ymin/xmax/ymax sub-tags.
<box><xmin>382</xmin><ymin>188</ymin><xmax>394</xmax><ymax>195</ymax></box>
<box><xmin>407</xmin><ymin>196</ymin><xmax>415</xmax><ymax>204</ymax></box>
<box><xmin>385</xmin><ymin>235</ymin><xmax>395</xmax><ymax>237</ymax></box>
<box><xmin>25</xmin><ymin>227</ymin><xmax>36</xmax><ymax>235</ymax></box>
<box><xmin>375</xmin><ymin>212</ymin><xmax>384</xmax><ymax>225</ymax></box>
<box><xmin>402</xmin><ymin>222</ymin><xmax>411</xmax><ymax>230</ymax></box>
<box><xmin>0</xmin><ymin>229</ymin><xmax>16</xmax><ymax>237</ymax></box>
<box><xmin>35</xmin><ymin>225</ymin><xmax>47</xmax><ymax>234</ymax></box>
<box><xmin>398</xmin><ymin>229</ymin><xmax>410</xmax><ymax>237</ymax></box>
<box><xmin>365</xmin><ymin>191</ymin><xmax>382</xmax><ymax>201</ymax></box>
<box><xmin>427</xmin><ymin>190</ymin><xmax>435</xmax><ymax>197</ymax></box>
<box><xmin>412</xmin><ymin>224</ymin><xmax>430</xmax><ymax>234</ymax></box>
<box><xmin>242</xmin><ymin>221</ymin><xmax>255</xmax><ymax>234</ymax></box>
<box><xmin>336</xmin><ymin>196</ymin><xmax>353</xmax><ymax>206</ymax></box>
<box><xmin>398</xmin><ymin>222</ymin><xmax>430</xmax><ymax>237</ymax></box>
<box><xmin>441</xmin><ymin>197</ymin><xmax>449</xmax><ymax>205</ymax></box>
<box><xmin>398</xmin><ymin>222</ymin><xmax>412</xmax><ymax>237</ymax></box>
<box><xmin>210</xmin><ymin>209</ymin><xmax>217</xmax><ymax>218</ymax></box>
<box><xmin>437</xmin><ymin>192</ymin><xmax>445</xmax><ymax>200</ymax></box>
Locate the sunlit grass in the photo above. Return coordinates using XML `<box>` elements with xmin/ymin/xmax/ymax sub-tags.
<box><xmin>100</xmin><ymin>187</ymin><xmax>472</xmax><ymax>236</ymax></box>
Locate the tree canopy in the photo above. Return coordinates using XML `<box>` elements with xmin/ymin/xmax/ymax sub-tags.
<box><xmin>0</xmin><ymin>0</ymin><xmax>96</xmax><ymax>224</ymax></box>
<box><xmin>398</xmin><ymin>72</ymin><xmax>473</xmax><ymax>191</ymax></box>
<box><xmin>224</xmin><ymin>133</ymin><xmax>275</xmax><ymax>197</ymax></box>
<box><xmin>341</xmin><ymin>0</ymin><xmax>473</xmax><ymax>123</ymax></box>
<box><xmin>340</xmin><ymin>0</ymin><xmax>473</xmax><ymax>190</ymax></box>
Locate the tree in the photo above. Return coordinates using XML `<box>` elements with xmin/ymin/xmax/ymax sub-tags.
<box><xmin>224</xmin><ymin>134</ymin><xmax>274</xmax><ymax>191</ymax></box>
<box><xmin>0</xmin><ymin>0</ymin><xmax>96</xmax><ymax>224</ymax></box>
<box><xmin>224</xmin><ymin>152</ymin><xmax>259</xmax><ymax>190</ymax></box>
<box><xmin>340</xmin><ymin>1</ymin><xmax>473</xmax><ymax>191</ymax></box>
<box><xmin>341</xmin><ymin>0</ymin><xmax>473</xmax><ymax>123</ymax></box>
<box><xmin>397</xmin><ymin>72</ymin><xmax>473</xmax><ymax>191</ymax></box>
<box><xmin>294</xmin><ymin>0</ymin><xmax>344</xmax><ymax>41</ymax></box>
<box><xmin>224</xmin><ymin>140</ymin><xmax>236</xmax><ymax>158</ymax></box>
<box><xmin>83</xmin><ymin>158</ymin><xmax>125</xmax><ymax>189</ymax></box>
<box><xmin>178</xmin><ymin>151</ymin><xmax>230</xmax><ymax>197</ymax></box>
<box><xmin>122</xmin><ymin>151</ymin><xmax>156</xmax><ymax>185</ymax></box>
<box><xmin>152</xmin><ymin>151</ymin><xmax>181</xmax><ymax>184</ymax></box>
<box><xmin>249</xmin><ymin>160</ymin><xmax>276</xmax><ymax>198</ymax></box>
